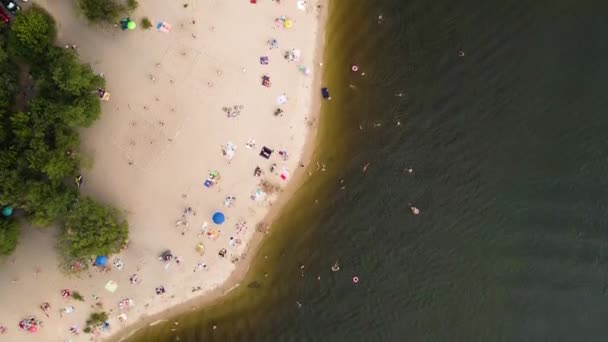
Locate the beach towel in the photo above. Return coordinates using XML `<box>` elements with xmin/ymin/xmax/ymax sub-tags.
<box><xmin>105</xmin><ymin>280</ymin><xmax>118</xmax><ymax>293</ymax></box>
<box><xmin>280</xmin><ymin>168</ymin><xmax>289</xmax><ymax>181</ymax></box>
<box><xmin>156</xmin><ymin>21</ymin><xmax>172</xmax><ymax>33</ymax></box>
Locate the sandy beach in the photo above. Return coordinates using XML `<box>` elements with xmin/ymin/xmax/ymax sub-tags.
<box><xmin>0</xmin><ymin>0</ymin><xmax>327</xmax><ymax>340</ymax></box>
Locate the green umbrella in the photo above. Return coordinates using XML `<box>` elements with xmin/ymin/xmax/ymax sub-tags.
<box><xmin>127</xmin><ymin>21</ymin><xmax>136</xmax><ymax>30</ymax></box>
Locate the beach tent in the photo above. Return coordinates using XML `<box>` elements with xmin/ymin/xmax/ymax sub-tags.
<box><xmin>2</xmin><ymin>206</ymin><xmax>13</xmax><ymax>217</ymax></box>
<box><xmin>212</xmin><ymin>212</ymin><xmax>225</xmax><ymax>224</ymax></box>
<box><xmin>105</xmin><ymin>280</ymin><xmax>118</xmax><ymax>293</ymax></box>
<box><xmin>95</xmin><ymin>255</ymin><xmax>108</xmax><ymax>267</ymax></box>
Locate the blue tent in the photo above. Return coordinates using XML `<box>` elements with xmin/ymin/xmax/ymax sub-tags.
<box><xmin>212</xmin><ymin>212</ymin><xmax>225</xmax><ymax>224</ymax></box>
<box><xmin>95</xmin><ymin>255</ymin><xmax>108</xmax><ymax>267</ymax></box>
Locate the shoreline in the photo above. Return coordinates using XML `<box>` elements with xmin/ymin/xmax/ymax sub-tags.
<box><xmin>111</xmin><ymin>3</ymin><xmax>330</xmax><ymax>341</ymax></box>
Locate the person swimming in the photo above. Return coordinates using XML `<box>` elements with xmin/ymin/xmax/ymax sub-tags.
<box><xmin>331</xmin><ymin>261</ymin><xmax>340</xmax><ymax>272</ymax></box>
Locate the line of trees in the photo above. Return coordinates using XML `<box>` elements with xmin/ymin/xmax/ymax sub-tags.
<box><xmin>0</xmin><ymin>6</ymin><xmax>128</xmax><ymax>261</ymax></box>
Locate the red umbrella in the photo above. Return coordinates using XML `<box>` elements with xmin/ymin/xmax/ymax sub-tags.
<box><xmin>28</xmin><ymin>325</ymin><xmax>37</xmax><ymax>333</ymax></box>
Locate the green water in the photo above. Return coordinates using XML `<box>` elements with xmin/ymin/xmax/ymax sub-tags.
<box><xmin>127</xmin><ymin>0</ymin><xmax>608</xmax><ymax>341</ymax></box>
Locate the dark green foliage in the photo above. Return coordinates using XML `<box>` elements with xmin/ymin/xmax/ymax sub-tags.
<box><xmin>141</xmin><ymin>17</ymin><xmax>152</xmax><ymax>29</ymax></box>
<box><xmin>87</xmin><ymin>311</ymin><xmax>108</xmax><ymax>325</ymax></box>
<box><xmin>72</xmin><ymin>291</ymin><xmax>84</xmax><ymax>301</ymax></box>
<box><xmin>8</xmin><ymin>5</ymin><xmax>56</xmax><ymax>63</ymax></box>
<box><xmin>78</xmin><ymin>0</ymin><xmax>124</xmax><ymax>23</ymax></box>
<box><xmin>0</xmin><ymin>6</ymin><xmax>128</xmax><ymax>258</ymax></box>
<box><xmin>126</xmin><ymin>0</ymin><xmax>138</xmax><ymax>11</ymax></box>
<box><xmin>24</xmin><ymin>181</ymin><xmax>77</xmax><ymax>227</ymax></box>
<box><xmin>62</xmin><ymin>198</ymin><xmax>128</xmax><ymax>258</ymax></box>
<box><xmin>0</xmin><ymin>218</ymin><xmax>19</xmax><ymax>255</ymax></box>
<box><xmin>85</xmin><ymin>311</ymin><xmax>108</xmax><ymax>333</ymax></box>
<box><xmin>50</xmin><ymin>50</ymin><xmax>103</xmax><ymax>98</ymax></box>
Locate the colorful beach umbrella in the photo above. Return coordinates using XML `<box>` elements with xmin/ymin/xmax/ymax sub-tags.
<box><xmin>212</xmin><ymin>212</ymin><xmax>225</xmax><ymax>224</ymax></box>
<box><xmin>127</xmin><ymin>21</ymin><xmax>136</xmax><ymax>30</ymax></box>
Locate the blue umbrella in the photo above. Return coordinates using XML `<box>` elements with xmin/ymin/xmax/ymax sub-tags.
<box><xmin>1</xmin><ymin>206</ymin><xmax>13</xmax><ymax>217</ymax></box>
<box><xmin>212</xmin><ymin>212</ymin><xmax>225</xmax><ymax>224</ymax></box>
<box><xmin>95</xmin><ymin>255</ymin><xmax>108</xmax><ymax>267</ymax></box>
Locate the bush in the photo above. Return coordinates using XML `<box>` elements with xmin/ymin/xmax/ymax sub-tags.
<box><xmin>61</xmin><ymin>198</ymin><xmax>128</xmax><ymax>258</ymax></box>
<box><xmin>0</xmin><ymin>218</ymin><xmax>19</xmax><ymax>255</ymax></box>
<box><xmin>78</xmin><ymin>0</ymin><xmax>124</xmax><ymax>23</ymax></box>
<box><xmin>141</xmin><ymin>17</ymin><xmax>152</xmax><ymax>29</ymax></box>
<box><xmin>72</xmin><ymin>291</ymin><xmax>84</xmax><ymax>301</ymax></box>
<box><xmin>84</xmin><ymin>311</ymin><xmax>108</xmax><ymax>333</ymax></box>
<box><xmin>126</xmin><ymin>0</ymin><xmax>138</xmax><ymax>11</ymax></box>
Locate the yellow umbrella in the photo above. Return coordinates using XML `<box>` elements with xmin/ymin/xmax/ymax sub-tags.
<box><xmin>284</xmin><ymin>19</ymin><xmax>293</xmax><ymax>28</ymax></box>
<box><xmin>195</xmin><ymin>242</ymin><xmax>205</xmax><ymax>254</ymax></box>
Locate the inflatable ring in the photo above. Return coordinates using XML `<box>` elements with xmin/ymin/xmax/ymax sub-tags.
<box><xmin>351</xmin><ymin>65</ymin><xmax>359</xmax><ymax>72</ymax></box>
<box><xmin>352</xmin><ymin>276</ymin><xmax>359</xmax><ymax>284</ymax></box>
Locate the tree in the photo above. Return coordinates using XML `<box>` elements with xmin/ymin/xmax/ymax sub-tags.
<box><xmin>24</xmin><ymin>181</ymin><xmax>77</xmax><ymax>227</ymax></box>
<box><xmin>61</xmin><ymin>198</ymin><xmax>128</xmax><ymax>258</ymax></box>
<box><xmin>78</xmin><ymin>0</ymin><xmax>124</xmax><ymax>23</ymax></box>
<box><xmin>0</xmin><ymin>218</ymin><xmax>19</xmax><ymax>255</ymax></box>
<box><xmin>0</xmin><ymin>150</ymin><xmax>28</xmax><ymax>206</ymax></box>
<box><xmin>8</xmin><ymin>5</ymin><xmax>56</xmax><ymax>62</ymax></box>
<box><xmin>50</xmin><ymin>50</ymin><xmax>104</xmax><ymax>98</ymax></box>
<box><xmin>0</xmin><ymin>70</ymin><xmax>17</xmax><ymax>112</ymax></box>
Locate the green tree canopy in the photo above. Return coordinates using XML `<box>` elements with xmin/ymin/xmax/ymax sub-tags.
<box><xmin>24</xmin><ymin>181</ymin><xmax>77</xmax><ymax>226</ymax></box>
<box><xmin>61</xmin><ymin>198</ymin><xmax>128</xmax><ymax>258</ymax></box>
<box><xmin>8</xmin><ymin>5</ymin><xmax>56</xmax><ymax>62</ymax></box>
<box><xmin>78</xmin><ymin>0</ymin><xmax>124</xmax><ymax>23</ymax></box>
<box><xmin>0</xmin><ymin>6</ymin><xmax>128</xmax><ymax>258</ymax></box>
<box><xmin>50</xmin><ymin>50</ymin><xmax>103</xmax><ymax>98</ymax></box>
<box><xmin>0</xmin><ymin>218</ymin><xmax>19</xmax><ymax>256</ymax></box>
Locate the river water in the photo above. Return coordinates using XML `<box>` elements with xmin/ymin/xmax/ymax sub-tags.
<box><xmin>126</xmin><ymin>0</ymin><xmax>608</xmax><ymax>341</ymax></box>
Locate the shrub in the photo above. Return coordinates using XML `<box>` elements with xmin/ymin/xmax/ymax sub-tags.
<box><xmin>0</xmin><ymin>218</ymin><xmax>19</xmax><ymax>255</ymax></box>
<box><xmin>126</xmin><ymin>0</ymin><xmax>138</xmax><ymax>11</ymax></box>
<box><xmin>141</xmin><ymin>17</ymin><xmax>152</xmax><ymax>29</ymax></box>
<box><xmin>78</xmin><ymin>0</ymin><xmax>124</xmax><ymax>23</ymax></box>
<box><xmin>8</xmin><ymin>5</ymin><xmax>56</xmax><ymax>62</ymax></box>
<box><xmin>72</xmin><ymin>291</ymin><xmax>84</xmax><ymax>301</ymax></box>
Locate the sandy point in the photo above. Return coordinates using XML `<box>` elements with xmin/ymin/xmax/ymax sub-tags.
<box><xmin>0</xmin><ymin>0</ymin><xmax>329</xmax><ymax>341</ymax></box>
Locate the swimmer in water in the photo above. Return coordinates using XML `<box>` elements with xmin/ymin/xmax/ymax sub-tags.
<box><xmin>395</xmin><ymin>93</ymin><xmax>403</xmax><ymax>97</ymax></box>
<box><xmin>377</xmin><ymin>14</ymin><xmax>383</xmax><ymax>23</ymax></box>
<box><xmin>331</xmin><ymin>261</ymin><xmax>340</xmax><ymax>272</ymax></box>
<box><xmin>409</xmin><ymin>204</ymin><xmax>420</xmax><ymax>215</ymax></box>
<box><xmin>458</xmin><ymin>51</ymin><xmax>465</xmax><ymax>57</ymax></box>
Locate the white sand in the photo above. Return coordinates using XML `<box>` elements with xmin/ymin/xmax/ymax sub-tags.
<box><xmin>0</xmin><ymin>0</ymin><xmax>327</xmax><ymax>340</ymax></box>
